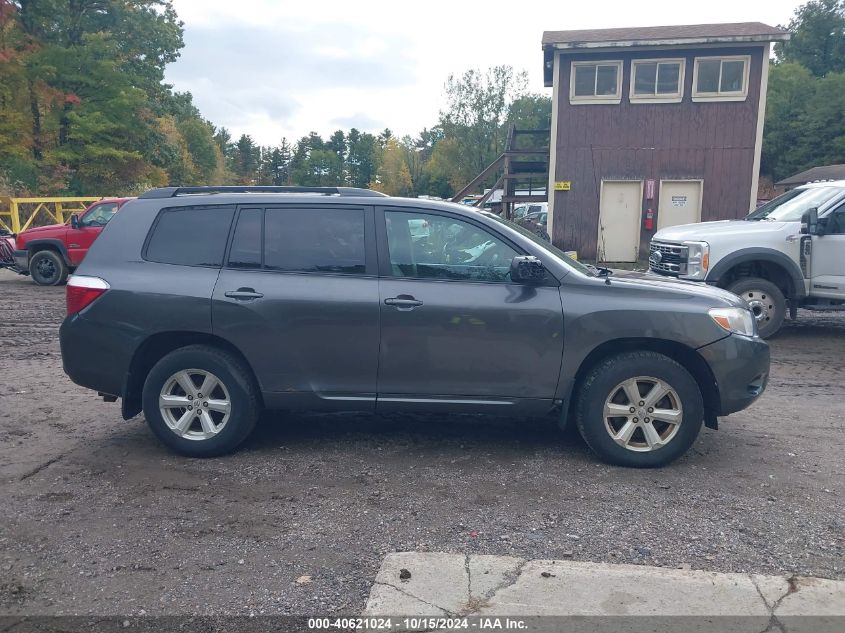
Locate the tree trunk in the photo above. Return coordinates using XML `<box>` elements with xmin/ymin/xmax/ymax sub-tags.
<box><xmin>28</xmin><ymin>79</ymin><xmax>42</xmax><ymax>161</ymax></box>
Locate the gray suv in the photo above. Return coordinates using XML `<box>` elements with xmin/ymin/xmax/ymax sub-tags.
<box><xmin>60</xmin><ymin>186</ymin><xmax>770</xmax><ymax>467</ymax></box>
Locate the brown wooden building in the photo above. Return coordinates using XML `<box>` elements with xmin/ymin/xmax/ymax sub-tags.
<box><xmin>542</xmin><ymin>23</ymin><xmax>789</xmax><ymax>262</ymax></box>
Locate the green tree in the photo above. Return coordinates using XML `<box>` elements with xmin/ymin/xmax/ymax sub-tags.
<box><xmin>347</xmin><ymin>128</ymin><xmax>378</xmax><ymax>188</ymax></box>
<box><xmin>371</xmin><ymin>137</ymin><xmax>412</xmax><ymax>196</ymax></box>
<box><xmin>232</xmin><ymin>134</ymin><xmax>259</xmax><ymax>184</ymax></box>
<box><xmin>506</xmin><ymin>94</ymin><xmax>552</xmax><ymax>134</ymax></box>
<box><xmin>263</xmin><ymin>137</ymin><xmax>292</xmax><ymax>185</ymax></box>
<box><xmin>424</xmin><ymin>137</ymin><xmax>464</xmax><ymax>194</ymax></box>
<box><xmin>0</xmin><ymin>0</ymin><xmax>187</xmax><ymax>193</ymax></box>
<box><xmin>775</xmin><ymin>0</ymin><xmax>845</xmax><ymax>77</ymax></box>
<box><xmin>801</xmin><ymin>71</ymin><xmax>845</xmax><ymax>167</ymax></box>
<box><xmin>761</xmin><ymin>63</ymin><xmax>817</xmax><ymax>181</ymax></box>
<box><xmin>177</xmin><ymin>117</ymin><xmax>218</xmax><ymax>183</ymax></box>
<box><xmin>438</xmin><ymin>65</ymin><xmax>529</xmax><ymax>188</ymax></box>
<box><xmin>213</xmin><ymin>126</ymin><xmax>232</xmax><ymax>156</ymax></box>
<box><xmin>289</xmin><ymin>132</ymin><xmax>323</xmax><ymax>185</ymax></box>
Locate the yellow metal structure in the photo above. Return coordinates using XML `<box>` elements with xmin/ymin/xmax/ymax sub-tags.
<box><xmin>0</xmin><ymin>197</ymin><xmax>101</xmax><ymax>234</ymax></box>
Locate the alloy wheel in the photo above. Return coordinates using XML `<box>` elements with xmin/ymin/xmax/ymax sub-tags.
<box><xmin>158</xmin><ymin>369</ymin><xmax>231</xmax><ymax>441</ymax></box>
<box><xmin>603</xmin><ymin>376</ymin><xmax>683</xmax><ymax>452</ymax></box>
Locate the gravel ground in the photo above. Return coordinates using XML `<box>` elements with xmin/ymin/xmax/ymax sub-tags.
<box><xmin>0</xmin><ymin>268</ymin><xmax>843</xmax><ymax>616</ymax></box>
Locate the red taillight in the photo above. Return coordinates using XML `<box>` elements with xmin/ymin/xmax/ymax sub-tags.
<box><xmin>66</xmin><ymin>276</ymin><xmax>109</xmax><ymax>315</ymax></box>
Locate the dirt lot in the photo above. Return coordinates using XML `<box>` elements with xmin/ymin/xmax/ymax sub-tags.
<box><xmin>0</xmin><ymin>268</ymin><xmax>843</xmax><ymax>616</ymax></box>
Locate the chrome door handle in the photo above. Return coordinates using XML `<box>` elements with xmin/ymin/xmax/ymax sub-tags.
<box><xmin>224</xmin><ymin>288</ymin><xmax>264</xmax><ymax>300</ymax></box>
<box><xmin>384</xmin><ymin>296</ymin><xmax>423</xmax><ymax>309</ymax></box>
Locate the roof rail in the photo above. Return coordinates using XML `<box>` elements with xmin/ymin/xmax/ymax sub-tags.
<box><xmin>138</xmin><ymin>186</ymin><xmax>388</xmax><ymax>199</ymax></box>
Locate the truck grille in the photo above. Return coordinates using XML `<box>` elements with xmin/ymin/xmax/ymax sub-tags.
<box><xmin>649</xmin><ymin>241</ymin><xmax>688</xmax><ymax>276</ymax></box>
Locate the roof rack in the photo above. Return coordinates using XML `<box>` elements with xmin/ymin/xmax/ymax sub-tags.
<box><xmin>138</xmin><ymin>186</ymin><xmax>388</xmax><ymax>199</ymax></box>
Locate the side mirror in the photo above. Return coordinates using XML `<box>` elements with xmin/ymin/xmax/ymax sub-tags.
<box><xmin>70</xmin><ymin>214</ymin><xmax>80</xmax><ymax>229</ymax></box>
<box><xmin>801</xmin><ymin>207</ymin><xmax>818</xmax><ymax>235</ymax></box>
<box><xmin>510</xmin><ymin>255</ymin><xmax>546</xmax><ymax>284</ymax></box>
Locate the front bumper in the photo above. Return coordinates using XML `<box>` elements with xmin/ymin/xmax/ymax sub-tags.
<box><xmin>698</xmin><ymin>334</ymin><xmax>770</xmax><ymax>416</ymax></box>
<box><xmin>12</xmin><ymin>249</ymin><xmax>28</xmax><ymax>272</ymax></box>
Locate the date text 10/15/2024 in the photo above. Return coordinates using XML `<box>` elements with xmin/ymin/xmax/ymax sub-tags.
<box><xmin>307</xmin><ymin>617</ymin><xmax>529</xmax><ymax>630</ymax></box>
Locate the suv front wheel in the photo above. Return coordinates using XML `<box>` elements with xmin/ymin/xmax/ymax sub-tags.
<box><xmin>575</xmin><ymin>351</ymin><xmax>704</xmax><ymax>468</ymax></box>
<box><xmin>142</xmin><ymin>345</ymin><xmax>261</xmax><ymax>457</ymax></box>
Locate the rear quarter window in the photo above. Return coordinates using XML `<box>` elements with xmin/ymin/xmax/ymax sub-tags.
<box><xmin>145</xmin><ymin>205</ymin><xmax>235</xmax><ymax>266</ymax></box>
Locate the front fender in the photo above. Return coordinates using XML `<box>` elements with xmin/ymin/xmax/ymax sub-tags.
<box><xmin>24</xmin><ymin>239</ymin><xmax>73</xmax><ymax>266</ymax></box>
<box><xmin>706</xmin><ymin>247</ymin><xmax>806</xmax><ymax>298</ymax></box>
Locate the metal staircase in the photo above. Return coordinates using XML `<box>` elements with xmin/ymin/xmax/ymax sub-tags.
<box><xmin>450</xmin><ymin>125</ymin><xmax>549</xmax><ymax>218</ymax></box>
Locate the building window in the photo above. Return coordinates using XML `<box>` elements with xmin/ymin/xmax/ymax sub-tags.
<box><xmin>630</xmin><ymin>59</ymin><xmax>685</xmax><ymax>102</ymax></box>
<box><xmin>692</xmin><ymin>56</ymin><xmax>750</xmax><ymax>101</ymax></box>
<box><xmin>570</xmin><ymin>61</ymin><xmax>623</xmax><ymax>104</ymax></box>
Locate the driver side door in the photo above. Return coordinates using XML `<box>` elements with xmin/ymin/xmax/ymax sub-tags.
<box><xmin>375</xmin><ymin>207</ymin><xmax>564</xmax><ymax>412</ymax></box>
<box><xmin>67</xmin><ymin>201</ymin><xmax>119</xmax><ymax>265</ymax></box>
<box><xmin>811</xmin><ymin>203</ymin><xmax>845</xmax><ymax>300</ymax></box>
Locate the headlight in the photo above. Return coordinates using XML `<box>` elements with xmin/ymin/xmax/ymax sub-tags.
<box><xmin>709</xmin><ymin>307</ymin><xmax>756</xmax><ymax>337</ymax></box>
<box><xmin>682</xmin><ymin>241</ymin><xmax>709</xmax><ymax>280</ymax></box>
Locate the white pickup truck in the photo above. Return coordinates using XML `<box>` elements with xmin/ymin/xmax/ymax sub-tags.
<box><xmin>649</xmin><ymin>181</ymin><xmax>845</xmax><ymax>338</ymax></box>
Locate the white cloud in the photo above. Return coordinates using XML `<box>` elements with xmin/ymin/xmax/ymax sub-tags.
<box><xmin>167</xmin><ymin>0</ymin><xmax>800</xmax><ymax>145</ymax></box>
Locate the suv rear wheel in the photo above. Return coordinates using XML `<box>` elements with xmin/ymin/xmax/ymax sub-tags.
<box><xmin>575</xmin><ymin>351</ymin><xmax>704</xmax><ymax>468</ymax></box>
<box><xmin>29</xmin><ymin>250</ymin><xmax>68</xmax><ymax>286</ymax></box>
<box><xmin>726</xmin><ymin>277</ymin><xmax>785</xmax><ymax>339</ymax></box>
<box><xmin>142</xmin><ymin>345</ymin><xmax>260</xmax><ymax>457</ymax></box>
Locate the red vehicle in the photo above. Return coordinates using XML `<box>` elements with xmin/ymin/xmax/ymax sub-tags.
<box><xmin>8</xmin><ymin>198</ymin><xmax>133</xmax><ymax>286</ymax></box>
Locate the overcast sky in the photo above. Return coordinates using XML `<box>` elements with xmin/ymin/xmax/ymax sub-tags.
<box><xmin>165</xmin><ymin>0</ymin><xmax>802</xmax><ymax>146</ymax></box>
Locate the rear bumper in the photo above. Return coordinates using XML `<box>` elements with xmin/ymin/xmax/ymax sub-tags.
<box><xmin>698</xmin><ymin>334</ymin><xmax>770</xmax><ymax>416</ymax></box>
<box><xmin>60</xmin><ymin>314</ymin><xmax>132</xmax><ymax>398</ymax></box>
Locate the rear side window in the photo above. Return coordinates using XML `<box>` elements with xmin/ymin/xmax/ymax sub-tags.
<box><xmin>262</xmin><ymin>208</ymin><xmax>366</xmax><ymax>274</ymax></box>
<box><xmin>145</xmin><ymin>206</ymin><xmax>234</xmax><ymax>266</ymax></box>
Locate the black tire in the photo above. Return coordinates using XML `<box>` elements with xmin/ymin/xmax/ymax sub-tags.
<box><xmin>142</xmin><ymin>344</ymin><xmax>261</xmax><ymax>457</ymax></box>
<box><xmin>29</xmin><ymin>250</ymin><xmax>68</xmax><ymax>286</ymax></box>
<box><xmin>726</xmin><ymin>277</ymin><xmax>786</xmax><ymax>339</ymax></box>
<box><xmin>575</xmin><ymin>351</ymin><xmax>704</xmax><ymax>468</ymax></box>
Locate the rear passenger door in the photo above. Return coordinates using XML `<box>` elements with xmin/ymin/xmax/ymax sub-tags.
<box><xmin>212</xmin><ymin>205</ymin><xmax>380</xmax><ymax>408</ymax></box>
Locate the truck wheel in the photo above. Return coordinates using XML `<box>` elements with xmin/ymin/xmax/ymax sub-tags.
<box><xmin>142</xmin><ymin>345</ymin><xmax>261</xmax><ymax>457</ymax></box>
<box><xmin>29</xmin><ymin>250</ymin><xmax>68</xmax><ymax>286</ymax></box>
<box><xmin>726</xmin><ymin>277</ymin><xmax>785</xmax><ymax>339</ymax></box>
<box><xmin>575</xmin><ymin>351</ymin><xmax>704</xmax><ymax>468</ymax></box>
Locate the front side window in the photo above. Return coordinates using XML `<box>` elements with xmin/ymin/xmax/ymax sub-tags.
<box><xmin>145</xmin><ymin>206</ymin><xmax>234</xmax><ymax>267</ymax></box>
<box><xmin>571</xmin><ymin>61</ymin><xmax>622</xmax><ymax>103</ymax></box>
<box><xmin>81</xmin><ymin>202</ymin><xmax>119</xmax><ymax>227</ymax></box>
<box><xmin>826</xmin><ymin>204</ymin><xmax>845</xmax><ymax>234</ymax></box>
<box><xmin>385</xmin><ymin>211</ymin><xmax>518</xmax><ymax>283</ymax></box>
<box><xmin>263</xmin><ymin>207</ymin><xmax>365</xmax><ymax>275</ymax></box>
<box><xmin>693</xmin><ymin>56</ymin><xmax>749</xmax><ymax>101</ymax></box>
<box><xmin>631</xmin><ymin>59</ymin><xmax>684</xmax><ymax>101</ymax></box>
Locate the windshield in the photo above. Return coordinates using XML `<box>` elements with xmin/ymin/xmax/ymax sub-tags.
<box><xmin>482</xmin><ymin>211</ymin><xmax>596</xmax><ymax>276</ymax></box>
<box><xmin>747</xmin><ymin>187</ymin><xmax>842</xmax><ymax>222</ymax></box>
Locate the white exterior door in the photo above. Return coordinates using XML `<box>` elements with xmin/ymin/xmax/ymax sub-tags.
<box><xmin>598</xmin><ymin>180</ymin><xmax>642</xmax><ymax>263</ymax></box>
<box><xmin>657</xmin><ymin>180</ymin><xmax>703</xmax><ymax>230</ymax></box>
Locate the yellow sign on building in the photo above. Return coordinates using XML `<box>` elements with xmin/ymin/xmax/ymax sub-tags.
<box><xmin>554</xmin><ymin>181</ymin><xmax>571</xmax><ymax>191</ymax></box>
